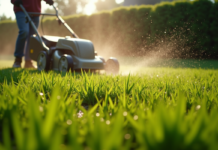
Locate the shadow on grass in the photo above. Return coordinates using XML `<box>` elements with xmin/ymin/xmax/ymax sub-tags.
<box><xmin>0</xmin><ymin>68</ymin><xmax>39</xmax><ymax>83</ymax></box>
<box><xmin>1</xmin><ymin>59</ymin><xmax>218</xmax><ymax>83</ymax></box>
<box><xmin>0</xmin><ymin>68</ymin><xmax>100</xmax><ymax>83</ymax></box>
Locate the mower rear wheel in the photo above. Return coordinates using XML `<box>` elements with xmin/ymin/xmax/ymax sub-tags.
<box><xmin>58</xmin><ymin>55</ymin><xmax>74</xmax><ymax>72</ymax></box>
<box><xmin>105</xmin><ymin>57</ymin><xmax>119</xmax><ymax>75</ymax></box>
<box><xmin>37</xmin><ymin>51</ymin><xmax>50</xmax><ymax>71</ymax></box>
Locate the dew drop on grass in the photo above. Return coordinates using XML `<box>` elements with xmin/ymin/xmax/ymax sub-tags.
<box><xmin>196</xmin><ymin>105</ymin><xmax>201</xmax><ymax>110</ymax></box>
<box><xmin>100</xmin><ymin>118</ymin><xmax>104</xmax><ymax>122</ymax></box>
<box><xmin>57</xmin><ymin>96</ymin><xmax>61</xmax><ymax>100</ymax></box>
<box><xmin>123</xmin><ymin>112</ymin><xmax>128</xmax><ymax>116</ymax></box>
<box><xmin>96</xmin><ymin>113</ymin><xmax>100</xmax><ymax>117</ymax></box>
<box><xmin>67</xmin><ymin>119</ymin><xmax>72</xmax><ymax>125</ymax></box>
<box><xmin>124</xmin><ymin>134</ymin><xmax>131</xmax><ymax>140</ymax></box>
<box><xmin>134</xmin><ymin>115</ymin><xmax>138</xmax><ymax>120</ymax></box>
<box><xmin>106</xmin><ymin>120</ymin><xmax>110</xmax><ymax>125</ymax></box>
<box><xmin>39</xmin><ymin>92</ymin><xmax>43</xmax><ymax>96</ymax></box>
<box><xmin>39</xmin><ymin>106</ymin><xmax>43</xmax><ymax>112</ymax></box>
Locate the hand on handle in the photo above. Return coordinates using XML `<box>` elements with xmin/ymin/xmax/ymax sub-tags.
<box><xmin>46</xmin><ymin>0</ymin><xmax>54</xmax><ymax>6</ymax></box>
<box><xmin>14</xmin><ymin>0</ymin><xmax>23</xmax><ymax>7</ymax></box>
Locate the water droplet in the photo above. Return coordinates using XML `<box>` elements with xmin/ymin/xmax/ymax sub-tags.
<box><xmin>67</xmin><ymin>119</ymin><xmax>72</xmax><ymax>125</ymax></box>
<box><xmin>123</xmin><ymin>111</ymin><xmax>128</xmax><ymax>116</ymax></box>
<box><xmin>57</xmin><ymin>96</ymin><xmax>61</xmax><ymax>100</ymax></box>
<box><xmin>39</xmin><ymin>106</ymin><xmax>43</xmax><ymax>112</ymax></box>
<box><xmin>196</xmin><ymin>105</ymin><xmax>201</xmax><ymax>110</ymax></box>
<box><xmin>100</xmin><ymin>118</ymin><xmax>104</xmax><ymax>122</ymax></box>
<box><xmin>39</xmin><ymin>92</ymin><xmax>43</xmax><ymax>96</ymax></box>
<box><xmin>124</xmin><ymin>134</ymin><xmax>131</xmax><ymax>140</ymax></box>
<box><xmin>134</xmin><ymin>115</ymin><xmax>138</xmax><ymax>120</ymax></box>
<box><xmin>96</xmin><ymin>113</ymin><xmax>100</xmax><ymax>117</ymax></box>
<box><xmin>106</xmin><ymin>120</ymin><xmax>110</xmax><ymax>125</ymax></box>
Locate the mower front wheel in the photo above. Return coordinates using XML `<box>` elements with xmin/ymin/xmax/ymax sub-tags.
<box><xmin>105</xmin><ymin>57</ymin><xmax>119</xmax><ymax>75</ymax></box>
<box><xmin>37</xmin><ymin>51</ymin><xmax>50</xmax><ymax>71</ymax></box>
<box><xmin>58</xmin><ymin>55</ymin><xmax>74</xmax><ymax>72</ymax></box>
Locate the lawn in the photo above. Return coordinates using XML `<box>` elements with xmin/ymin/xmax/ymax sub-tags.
<box><xmin>0</xmin><ymin>58</ymin><xmax>218</xmax><ymax>150</ymax></box>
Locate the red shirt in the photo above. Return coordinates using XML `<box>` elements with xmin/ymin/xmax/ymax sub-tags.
<box><xmin>11</xmin><ymin>0</ymin><xmax>48</xmax><ymax>13</ymax></box>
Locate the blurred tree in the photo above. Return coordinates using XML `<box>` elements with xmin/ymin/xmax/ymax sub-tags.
<box><xmin>44</xmin><ymin>0</ymin><xmax>78</xmax><ymax>16</ymax></box>
<box><xmin>95</xmin><ymin>0</ymin><xmax>121</xmax><ymax>11</ymax></box>
<box><xmin>0</xmin><ymin>14</ymin><xmax>12</xmax><ymax>21</ymax></box>
<box><xmin>44</xmin><ymin>0</ymin><xmax>122</xmax><ymax>16</ymax></box>
<box><xmin>123</xmin><ymin>0</ymin><xmax>175</xmax><ymax>6</ymax></box>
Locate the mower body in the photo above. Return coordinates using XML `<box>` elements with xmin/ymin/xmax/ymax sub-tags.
<box><xmin>29</xmin><ymin>35</ymin><xmax>104</xmax><ymax>71</ymax></box>
<box><xmin>20</xmin><ymin>3</ymin><xmax>119</xmax><ymax>74</ymax></box>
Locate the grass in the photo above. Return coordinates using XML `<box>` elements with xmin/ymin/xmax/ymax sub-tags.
<box><xmin>0</xmin><ymin>58</ymin><xmax>218</xmax><ymax>150</ymax></box>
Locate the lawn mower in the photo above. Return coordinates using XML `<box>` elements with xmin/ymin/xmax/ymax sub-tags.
<box><xmin>19</xmin><ymin>4</ymin><xmax>119</xmax><ymax>74</ymax></box>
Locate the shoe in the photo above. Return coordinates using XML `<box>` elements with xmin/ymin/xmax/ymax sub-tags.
<box><xmin>24</xmin><ymin>60</ymin><xmax>37</xmax><ymax>69</ymax></box>
<box><xmin>12</xmin><ymin>57</ymin><xmax>22</xmax><ymax>68</ymax></box>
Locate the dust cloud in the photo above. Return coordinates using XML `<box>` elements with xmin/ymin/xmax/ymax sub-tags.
<box><xmin>94</xmin><ymin>33</ymin><xmax>191</xmax><ymax>75</ymax></box>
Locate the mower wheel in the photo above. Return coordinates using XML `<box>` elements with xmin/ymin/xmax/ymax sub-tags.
<box><xmin>58</xmin><ymin>55</ymin><xmax>74</xmax><ymax>72</ymax></box>
<box><xmin>37</xmin><ymin>51</ymin><xmax>50</xmax><ymax>71</ymax></box>
<box><xmin>105</xmin><ymin>57</ymin><xmax>119</xmax><ymax>75</ymax></box>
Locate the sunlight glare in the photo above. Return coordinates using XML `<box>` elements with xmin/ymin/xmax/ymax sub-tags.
<box><xmin>84</xmin><ymin>3</ymin><xmax>96</xmax><ymax>15</ymax></box>
<box><xmin>115</xmin><ymin>0</ymin><xmax>124</xmax><ymax>4</ymax></box>
<box><xmin>84</xmin><ymin>0</ymin><xmax>98</xmax><ymax>15</ymax></box>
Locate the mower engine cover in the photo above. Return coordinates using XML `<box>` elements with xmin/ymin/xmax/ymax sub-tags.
<box><xmin>52</xmin><ymin>38</ymin><xmax>104</xmax><ymax>70</ymax></box>
<box><xmin>56</xmin><ymin>38</ymin><xmax>95</xmax><ymax>59</ymax></box>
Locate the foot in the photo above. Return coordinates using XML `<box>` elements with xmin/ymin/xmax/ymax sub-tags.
<box><xmin>24</xmin><ymin>60</ymin><xmax>37</xmax><ymax>69</ymax></box>
<box><xmin>12</xmin><ymin>57</ymin><xmax>22</xmax><ymax>68</ymax></box>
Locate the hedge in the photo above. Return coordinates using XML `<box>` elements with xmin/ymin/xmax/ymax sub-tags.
<box><xmin>0</xmin><ymin>0</ymin><xmax>217</xmax><ymax>59</ymax></box>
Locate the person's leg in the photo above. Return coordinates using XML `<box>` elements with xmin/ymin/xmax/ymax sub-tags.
<box><xmin>24</xmin><ymin>16</ymin><xmax>40</xmax><ymax>68</ymax></box>
<box><xmin>13</xmin><ymin>11</ymin><xmax>29</xmax><ymax>68</ymax></box>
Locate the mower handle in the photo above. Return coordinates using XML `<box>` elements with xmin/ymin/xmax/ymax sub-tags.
<box><xmin>26</xmin><ymin>4</ymin><xmax>79</xmax><ymax>38</ymax></box>
<box><xmin>19</xmin><ymin>4</ymin><xmax>49</xmax><ymax>51</ymax></box>
<box><xmin>27</xmin><ymin>5</ymin><xmax>58</xmax><ymax>16</ymax></box>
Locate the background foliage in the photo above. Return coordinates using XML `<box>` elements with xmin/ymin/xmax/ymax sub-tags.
<box><xmin>0</xmin><ymin>0</ymin><xmax>217</xmax><ymax>58</ymax></box>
